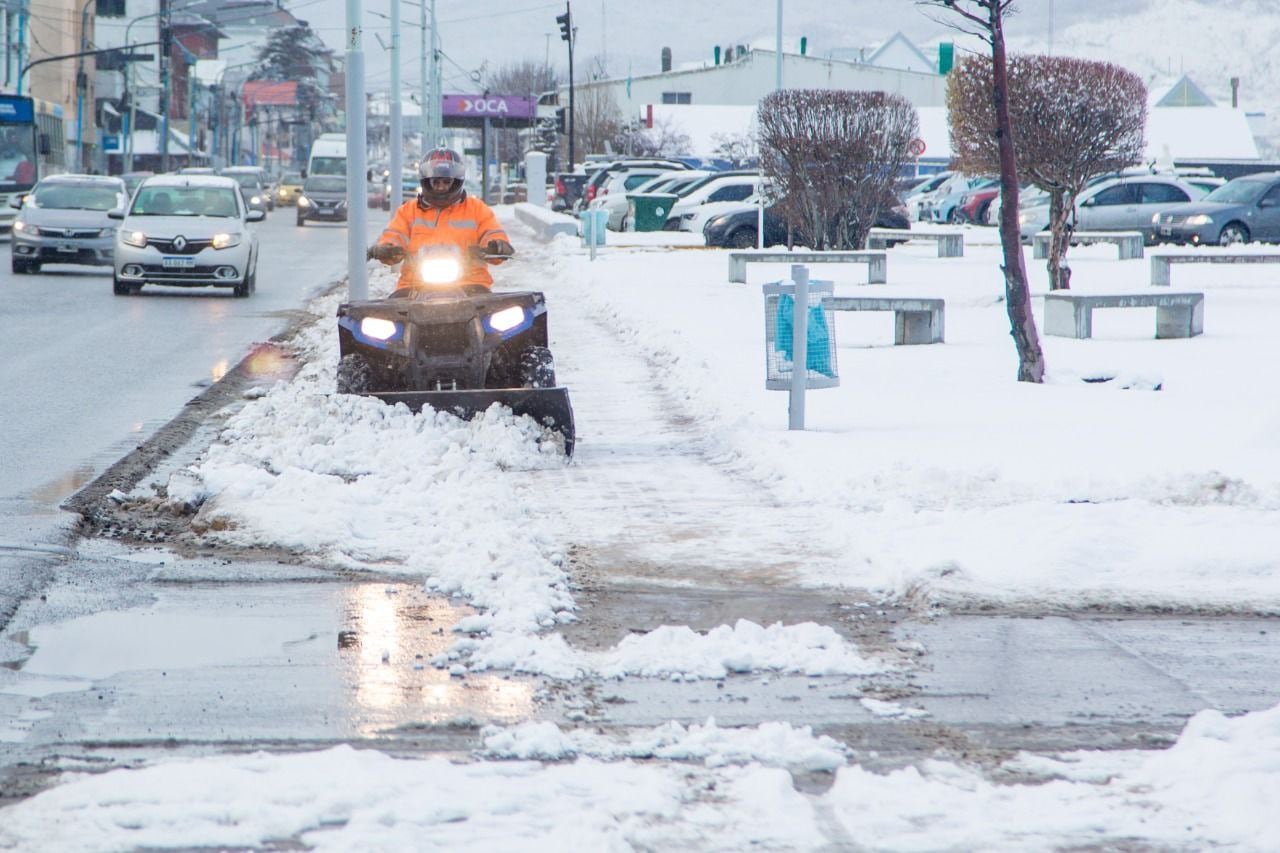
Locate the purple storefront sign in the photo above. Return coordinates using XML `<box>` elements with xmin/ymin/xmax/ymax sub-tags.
<box><xmin>441</xmin><ymin>95</ymin><xmax>536</xmax><ymax>120</ymax></box>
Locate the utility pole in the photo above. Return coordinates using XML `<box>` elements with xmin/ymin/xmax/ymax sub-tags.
<box><xmin>418</xmin><ymin>0</ymin><xmax>427</xmax><ymax>150</ymax></box>
<box><xmin>76</xmin><ymin>0</ymin><xmax>93</xmax><ymax>171</ymax></box>
<box><xmin>344</xmin><ymin>0</ymin><xmax>368</xmax><ymax>300</ymax></box>
<box><xmin>159</xmin><ymin>0</ymin><xmax>171</xmax><ymax>172</ymax></box>
<box><xmin>389</xmin><ymin>0</ymin><xmax>402</xmax><ymax>193</ymax></box>
<box><xmin>556</xmin><ymin>2</ymin><xmax>574</xmax><ymax>169</ymax></box>
<box><xmin>429</xmin><ymin>0</ymin><xmax>440</xmax><ymax>145</ymax></box>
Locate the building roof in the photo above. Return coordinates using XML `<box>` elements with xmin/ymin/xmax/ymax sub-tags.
<box><xmin>865</xmin><ymin>32</ymin><xmax>934</xmax><ymax>73</ymax></box>
<box><xmin>1154</xmin><ymin>74</ymin><xmax>1216</xmax><ymax>108</ymax></box>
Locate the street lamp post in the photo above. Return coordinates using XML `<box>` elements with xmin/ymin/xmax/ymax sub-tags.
<box><xmin>76</xmin><ymin>0</ymin><xmax>96</xmax><ymax>171</ymax></box>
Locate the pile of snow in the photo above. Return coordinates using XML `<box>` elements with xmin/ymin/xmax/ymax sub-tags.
<box><xmin>5</xmin><ymin>703</ymin><xmax>1280</xmax><ymax>850</ymax></box>
<box><xmin>480</xmin><ymin>717</ymin><xmax>850</xmax><ymax>772</ymax></box>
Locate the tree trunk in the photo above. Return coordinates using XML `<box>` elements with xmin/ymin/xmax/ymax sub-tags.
<box><xmin>1047</xmin><ymin>189</ymin><xmax>1073</xmax><ymax>291</ymax></box>
<box><xmin>989</xmin><ymin>9</ymin><xmax>1045</xmax><ymax>383</ymax></box>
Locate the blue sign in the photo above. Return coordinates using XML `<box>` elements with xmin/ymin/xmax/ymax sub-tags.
<box><xmin>103</xmin><ymin>135</ymin><xmax>121</xmax><ymax>152</ymax></box>
<box><xmin>0</xmin><ymin>95</ymin><xmax>35</xmax><ymax>124</ymax></box>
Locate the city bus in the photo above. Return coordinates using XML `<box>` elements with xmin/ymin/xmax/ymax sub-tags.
<box><xmin>0</xmin><ymin>94</ymin><xmax>66</xmax><ymax>233</ymax></box>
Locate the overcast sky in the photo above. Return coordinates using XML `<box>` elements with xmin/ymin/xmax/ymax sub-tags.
<box><xmin>299</xmin><ymin>0</ymin><xmax>1154</xmax><ymax>95</ymax></box>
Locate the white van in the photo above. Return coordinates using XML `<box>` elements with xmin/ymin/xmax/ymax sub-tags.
<box><xmin>307</xmin><ymin>133</ymin><xmax>347</xmax><ymax>178</ymax></box>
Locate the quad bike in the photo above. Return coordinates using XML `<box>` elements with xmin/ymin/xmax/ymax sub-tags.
<box><xmin>335</xmin><ymin>244</ymin><xmax>575</xmax><ymax>455</ymax></box>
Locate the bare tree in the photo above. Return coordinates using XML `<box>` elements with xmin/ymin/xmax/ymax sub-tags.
<box><xmin>919</xmin><ymin>0</ymin><xmax>1043</xmax><ymax>383</ymax></box>
<box><xmin>568</xmin><ymin>84</ymin><xmax>622</xmax><ymax>161</ymax></box>
<box><xmin>711</xmin><ymin>129</ymin><xmax>758</xmax><ymax>167</ymax></box>
<box><xmin>485</xmin><ymin>61</ymin><xmax>560</xmax><ymax>166</ymax></box>
<box><xmin>950</xmin><ymin>54</ymin><xmax>1146</xmax><ymax>291</ymax></box>
<box><xmin>613</xmin><ymin>115</ymin><xmax>691</xmax><ymax>158</ymax></box>
<box><xmin>758</xmin><ymin>89</ymin><xmax>918</xmax><ymax>250</ymax></box>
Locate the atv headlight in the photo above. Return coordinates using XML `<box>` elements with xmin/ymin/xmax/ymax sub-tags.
<box><xmin>486</xmin><ymin>305</ymin><xmax>526</xmax><ymax>333</ymax></box>
<box><xmin>419</xmin><ymin>257</ymin><xmax>462</xmax><ymax>284</ymax></box>
<box><xmin>298</xmin><ymin>196</ymin><xmax>311</xmax><ymax>208</ymax></box>
<box><xmin>211</xmin><ymin>232</ymin><xmax>241</xmax><ymax>250</ymax></box>
<box><xmin>122</xmin><ymin>230</ymin><xmax>147</xmax><ymax>248</ymax></box>
<box><xmin>359</xmin><ymin>317</ymin><xmax>399</xmax><ymax>340</ymax></box>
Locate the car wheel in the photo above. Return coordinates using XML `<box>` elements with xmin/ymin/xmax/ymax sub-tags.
<box><xmin>727</xmin><ymin>227</ymin><xmax>757</xmax><ymax>249</ymax></box>
<box><xmin>336</xmin><ymin>354</ymin><xmax>375</xmax><ymax>394</ymax></box>
<box><xmin>232</xmin><ymin>267</ymin><xmax>254</xmax><ymax>298</ymax></box>
<box><xmin>661</xmin><ymin>218</ymin><xmax>680</xmax><ymax>232</ymax></box>
<box><xmin>112</xmin><ymin>274</ymin><xmax>140</xmax><ymax>295</ymax></box>
<box><xmin>946</xmin><ymin>207</ymin><xmax>960</xmax><ymax>224</ymax></box>
<box><xmin>1218</xmin><ymin>223</ymin><xmax>1249</xmax><ymax>246</ymax></box>
<box><xmin>518</xmin><ymin>346</ymin><xmax>557</xmax><ymax>389</ymax></box>
<box><xmin>296</xmin><ymin>216</ymin><xmax>305</xmax><ymax>227</ymax></box>
<box><xmin>11</xmin><ymin>257</ymin><xmax>28</xmax><ymax>274</ymax></box>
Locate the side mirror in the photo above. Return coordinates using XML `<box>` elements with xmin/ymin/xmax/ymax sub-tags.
<box><xmin>246</xmin><ymin>209</ymin><xmax>265</xmax><ymax>222</ymax></box>
<box><xmin>108</xmin><ymin>208</ymin><xmax>126</xmax><ymax>220</ymax></box>
<box><xmin>300</xmin><ymin>168</ymin><xmax>307</xmax><ymax>179</ymax></box>
<box><xmin>9</xmin><ymin>194</ymin><xmax>24</xmax><ymax>209</ymax></box>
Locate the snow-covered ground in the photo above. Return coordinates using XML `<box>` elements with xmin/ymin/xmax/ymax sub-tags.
<box><xmin>5</xmin><ymin>216</ymin><xmax>1280</xmax><ymax>849</ymax></box>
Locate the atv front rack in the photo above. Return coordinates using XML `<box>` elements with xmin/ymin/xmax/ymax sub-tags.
<box><xmin>369</xmin><ymin>387</ymin><xmax>575</xmax><ymax>457</ymax></box>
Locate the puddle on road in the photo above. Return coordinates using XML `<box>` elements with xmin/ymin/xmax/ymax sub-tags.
<box><xmin>27</xmin><ymin>464</ymin><xmax>97</xmax><ymax>505</ymax></box>
<box><xmin>9</xmin><ymin>578</ymin><xmax>535</xmax><ymax>736</ymax></box>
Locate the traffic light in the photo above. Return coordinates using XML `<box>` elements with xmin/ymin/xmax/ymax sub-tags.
<box><xmin>555</xmin><ymin>107</ymin><xmax>566</xmax><ymax>134</ymax></box>
<box><xmin>556</xmin><ymin>9</ymin><xmax>571</xmax><ymax>42</ymax></box>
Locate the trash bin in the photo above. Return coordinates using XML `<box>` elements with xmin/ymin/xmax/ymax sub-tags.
<box><xmin>627</xmin><ymin>193</ymin><xmax>679</xmax><ymax>232</ymax></box>
<box><xmin>579</xmin><ymin>209</ymin><xmax>608</xmax><ymax>247</ymax></box>
<box><xmin>762</xmin><ymin>280</ymin><xmax>839</xmax><ymax>390</ymax></box>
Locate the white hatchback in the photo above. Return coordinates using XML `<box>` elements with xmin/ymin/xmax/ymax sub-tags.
<box><xmin>110</xmin><ymin>175</ymin><xmax>263</xmax><ymax>297</ymax></box>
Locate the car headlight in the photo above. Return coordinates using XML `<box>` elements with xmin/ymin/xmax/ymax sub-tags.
<box><xmin>122</xmin><ymin>230</ymin><xmax>147</xmax><ymax>248</ymax></box>
<box><xmin>211</xmin><ymin>232</ymin><xmax>241</xmax><ymax>250</ymax></box>
<box><xmin>13</xmin><ymin>221</ymin><xmax>38</xmax><ymax>235</ymax></box>
<box><xmin>98</xmin><ymin>227</ymin><xmax>116</xmax><ymax>238</ymax></box>
<box><xmin>337</xmin><ymin>200</ymin><xmax>348</xmax><ymax>208</ymax></box>
<box><xmin>1018</xmin><ymin>211</ymin><xmax>1030</xmax><ymax>225</ymax></box>
<box><xmin>486</xmin><ymin>305</ymin><xmax>526</xmax><ymax>333</ymax></box>
<box><xmin>298</xmin><ymin>196</ymin><xmax>311</xmax><ymax>207</ymax></box>
<box><xmin>419</xmin><ymin>257</ymin><xmax>462</xmax><ymax>284</ymax></box>
<box><xmin>1185</xmin><ymin>214</ymin><xmax>1213</xmax><ymax>226</ymax></box>
<box><xmin>359</xmin><ymin>316</ymin><xmax>399</xmax><ymax>340</ymax></box>
<box><xmin>250</xmin><ymin>196</ymin><xmax>262</xmax><ymax>205</ymax></box>
<box><xmin>1152</xmin><ymin>213</ymin><xmax>1162</xmax><ymax>224</ymax></box>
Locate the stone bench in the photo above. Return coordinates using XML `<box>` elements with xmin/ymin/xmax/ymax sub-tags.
<box><xmin>1150</xmin><ymin>252</ymin><xmax>1280</xmax><ymax>286</ymax></box>
<box><xmin>867</xmin><ymin>228</ymin><xmax>964</xmax><ymax>258</ymax></box>
<box><xmin>823</xmin><ymin>296</ymin><xmax>944</xmax><ymax>345</ymax></box>
<box><xmin>1033</xmin><ymin>230</ymin><xmax>1144</xmax><ymax>260</ymax></box>
<box><xmin>1044</xmin><ymin>291</ymin><xmax>1203</xmax><ymax>339</ymax></box>
<box><xmin>729</xmin><ymin>251</ymin><xmax>887</xmax><ymax>285</ymax></box>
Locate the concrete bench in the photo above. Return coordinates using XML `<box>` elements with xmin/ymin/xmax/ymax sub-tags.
<box><xmin>1033</xmin><ymin>230</ymin><xmax>1144</xmax><ymax>260</ymax></box>
<box><xmin>823</xmin><ymin>296</ymin><xmax>944</xmax><ymax>345</ymax></box>
<box><xmin>1044</xmin><ymin>291</ymin><xmax>1203</xmax><ymax>339</ymax></box>
<box><xmin>513</xmin><ymin>202</ymin><xmax>578</xmax><ymax>240</ymax></box>
<box><xmin>867</xmin><ymin>228</ymin><xmax>964</xmax><ymax>258</ymax></box>
<box><xmin>1150</xmin><ymin>252</ymin><xmax>1280</xmax><ymax>286</ymax></box>
<box><xmin>729</xmin><ymin>251</ymin><xmax>887</xmax><ymax>285</ymax></box>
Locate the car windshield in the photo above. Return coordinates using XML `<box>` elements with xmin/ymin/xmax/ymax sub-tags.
<box><xmin>283</xmin><ymin>172</ymin><xmax>303</xmax><ymax>184</ymax></box>
<box><xmin>304</xmin><ymin>177</ymin><xmax>346</xmax><ymax>193</ymax></box>
<box><xmin>1203</xmin><ymin>179</ymin><xmax>1267</xmax><ymax>204</ymax></box>
<box><xmin>130</xmin><ymin>186</ymin><xmax>239</xmax><ymax>217</ymax></box>
<box><xmin>31</xmin><ymin>183</ymin><xmax>121</xmax><ymax>210</ymax></box>
<box><xmin>310</xmin><ymin>157</ymin><xmax>345</xmax><ymax>176</ymax></box>
<box><xmin>224</xmin><ymin>173</ymin><xmax>261</xmax><ymax>189</ymax></box>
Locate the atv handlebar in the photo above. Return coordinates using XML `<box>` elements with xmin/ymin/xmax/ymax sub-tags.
<box><xmin>366</xmin><ymin>245</ymin><xmax>506</xmax><ymax>264</ymax></box>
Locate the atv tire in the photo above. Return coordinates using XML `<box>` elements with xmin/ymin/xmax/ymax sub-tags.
<box><xmin>519</xmin><ymin>346</ymin><xmax>556</xmax><ymax>389</ymax></box>
<box><xmin>337</xmin><ymin>354</ymin><xmax>375</xmax><ymax>394</ymax></box>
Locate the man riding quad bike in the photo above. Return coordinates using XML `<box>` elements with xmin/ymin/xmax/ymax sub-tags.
<box><xmin>335</xmin><ymin>149</ymin><xmax>574</xmax><ymax>454</ymax></box>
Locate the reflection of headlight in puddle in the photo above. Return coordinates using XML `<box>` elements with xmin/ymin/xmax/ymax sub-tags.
<box><xmin>360</xmin><ymin>317</ymin><xmax>398</xmax><ymax>340</ymax></box>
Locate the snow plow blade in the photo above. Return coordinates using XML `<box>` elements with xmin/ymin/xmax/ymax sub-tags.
<box><xmin>370</xmin><ymin>388</ymin><xmax>575</xmax><ymax>456</ymax></box>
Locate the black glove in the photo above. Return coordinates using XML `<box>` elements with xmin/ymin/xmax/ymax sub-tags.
<box><xmin>486</xmin><ymin>239</ymin><xmax>515</xmax><ymax>259</ymax></box>
<box><xmin>367</xmin><ymin>243</ymin><xmax>405</xmax><ymax>264</ymax></box>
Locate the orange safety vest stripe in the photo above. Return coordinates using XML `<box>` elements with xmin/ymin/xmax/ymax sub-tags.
<box><xmin>377</xmin><ymin>195</ymin><xmax>510</xmax><ymax>289</ymax></box>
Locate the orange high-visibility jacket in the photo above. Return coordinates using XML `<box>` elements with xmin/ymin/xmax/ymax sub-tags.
<box><xmin>377</xmin><ymin>194</ymin><xmax>510</xmax><ymax>289</ymax></box>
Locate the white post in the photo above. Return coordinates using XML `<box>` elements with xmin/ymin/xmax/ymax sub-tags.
<box><xmin>763</xmin><ymin>0</ymin><xmax>781</xmax><ymax>251</ymax></box>
<box><xmin>525</xmin><ymin>151</ymin><xmax>547</xmax><ymax>208</ymax></box>
<box><xmin>419</xmin><ymin>0</ymin><xmax>428</xmax><ymax>150</ymax></box>
<box><xmin>775</xmin><ymin>0</ymin><xmax>783</xmax><ymax>89</ymax></box>
<box><xmin>788</xmin><ymin>263</ymin><xmax>808</xmax><ymax>430</ymax></box>
<box><xmin>388</xmin><ymin>0</ymin><xmax>402</xmax><ymax>203</ymax></box>
<box><xmin>345</xmin><ymin>0</ymin><xmax>368</xmax><ymax>301</ymax></box>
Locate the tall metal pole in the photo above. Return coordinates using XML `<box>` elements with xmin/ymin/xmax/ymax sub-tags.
<box><xmin>345</xmin><ymin>0</ymin><xmax>368</xmax><ymax>300</ymax></box>
<box><xmin>389</xmin><ymin>0</ymin><xmax>402</xmax><ymax>198</ymax></box>
<box><xmin>762</xmin><ymin>0</ymin><xmax>781</xmax><ymax>249</ymax></box>
<box><xmin>429</xmin><ymin>0</ymin><xmax>440</xmax><ymax>147</ymax></box>
<box><xmin>418</xmin><ymin>0</ymin><xmax>428</xmax><ymax>150</ymax></box>
<box><xmin>775</xmin><ymin>0</ymin><xmax>782</xmax><ymax>89</ymax></box>
<box><xmin>76</xmin><ymin>0</ymin><xmax>91</xmax><ymax>171</ymax></box>
<box><xmin>788</xmin><ymin>264</ymin><xmax>808</xmax><ymax>430</ymax></box>
<box><xmin>159</xmin><ymin>0</ymin><xmax>171</xmax><ymax>172</ymax></box>
<box><xmin>566</xmin><ymin>3</ymin><xmax>574</xmax><ymax>170</ymax></box>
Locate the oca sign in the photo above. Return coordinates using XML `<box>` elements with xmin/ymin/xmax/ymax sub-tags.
<box><xmin>442</xmin><ymin>94</ymin><xmax>536</xmax><ymax>121</ymax></box>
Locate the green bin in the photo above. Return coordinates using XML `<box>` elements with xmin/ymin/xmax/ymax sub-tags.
<box><xmin>627</xmin><ymin>192</ymin><xmax>679</xmax><ymax>232</ymax></box>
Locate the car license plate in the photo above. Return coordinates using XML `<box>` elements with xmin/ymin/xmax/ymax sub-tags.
<box><xmin>57</xmin><ymin>242</ymin><xmax>77</xmax><ymax>253</ymax></box>
<box><xmin>1159</xmin><ymin>227</ymin><xmax>1172</xmax><ymax>236</ymax></box>
<box><xmin>162</xmin><ymin>256</ymin><xmax>196</xmax><ymax>269</ymax></box>
<box><xmin>316</xmin><ymin>208</ymin><xmax>334</xmax><ymax>216</ymax></box>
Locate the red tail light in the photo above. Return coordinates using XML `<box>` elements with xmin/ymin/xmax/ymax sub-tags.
<box><xmin>556</xmin><ymin>177</ymin><xmax>566</xmax><ymax>194</ymax></box>
<box><xmin>586</xmin><ymin>185</ymin><xmax>597</xmax><ymax>202</ymax></box>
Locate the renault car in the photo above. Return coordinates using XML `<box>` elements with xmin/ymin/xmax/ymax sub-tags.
<box><xmin>110</xmin><ymin>174</ymin><xmax>263</xmax><ymax>297</ymax></box>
